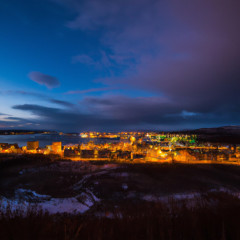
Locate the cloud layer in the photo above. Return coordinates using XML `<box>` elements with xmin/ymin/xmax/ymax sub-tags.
<box><xmin>54</xmin><ymin>0</ymin><xmax>240</xmax><ymax>130</ymax></box>
<box><xmin>10</xmin><ymin>94</ymin><xmax>240</xmax><ymax>131</ymax></box>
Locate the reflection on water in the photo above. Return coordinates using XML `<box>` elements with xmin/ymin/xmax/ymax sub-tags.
<box><xmin>0</xmin><ymin>134</ymin><xmax>119</xmax><ymax>147</ymax></box>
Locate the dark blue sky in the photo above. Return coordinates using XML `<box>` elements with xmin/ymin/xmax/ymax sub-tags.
<box><xmin>0</xmin><ymin>0</ymin><xmax>240</xmax><ymax>132</ymax></box>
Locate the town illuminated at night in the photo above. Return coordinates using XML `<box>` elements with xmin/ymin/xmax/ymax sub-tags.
<box><xmin>0</xmin><ymin>0</ymin><xmax>240</xmax><ymax>239</ymax></box>
<box><xmin>1</xmin><ymin>131</ymin><xmax>240</xmax><ymax>165</ymax></box>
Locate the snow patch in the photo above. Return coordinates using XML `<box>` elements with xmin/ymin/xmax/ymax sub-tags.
<box><xmin>0</xmin><ymin>188</ymin><xmax>100</xmax><ymax>215</ymax></box>
<box><xmin>40</xmin><ymin>198</ymin><xmax>90</xmax><ymax>214</ymax></box>
<box><xmin>15</xmin><ymin>189</ymin><xmax>51</xmax><ymax>201</ymax></box>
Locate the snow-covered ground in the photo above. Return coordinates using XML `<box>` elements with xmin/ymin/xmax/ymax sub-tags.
<box><xmin>0</xmin><ymin>162</ymin><xmax>121</xmax><ymax>216</ymax></box>
<box><xmin>0</xmin><ymin>188</ymin><xmax>100</xmax><ymax>216</ymax></box>
<box><xmin>1</xmin><ymin>187</ymin><xmax>240</xmax><ymax>217</ymax></box>
<box><xmin>142</xmin><ymin>188</ymin><xmax>240</xmax><ymax>203</ymax></box>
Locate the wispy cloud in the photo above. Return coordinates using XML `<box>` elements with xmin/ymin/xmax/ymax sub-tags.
<box><xmin>72</xmin><ymin>54</ymin><xmax>96</xmax><ymax>65</ymax></box>
<box><xmin>6</xmin><ymin>90</ymin><xmax>74</xmax><ymax>108</ymax></box>
<box><xmin>0</xmin><ymin>114</ymin><xmax>41</xmax><ymax>129</ymax></box>
<box><xmin>49</xmin><ymin>99</ymin><xmax>75</xmax><ymax>107</ymax></box>
<box><xmin>72</xmin><ymin>51</ymin><xmax>113</xmax><ymax>69</ymax></box>
<box><xmin>65</xmin><ymin>87</ymin><xmax>115</xmax><ymax>95</ymax></box>
<box><xmin>28</xmin><ymin>71</ymin><xmax>60</xmax><ymax>89</ymax></box>
<box><xmin>0</xmin><ymin>112</ymin><xmax>10</xmax><ymax>116</ymax></box>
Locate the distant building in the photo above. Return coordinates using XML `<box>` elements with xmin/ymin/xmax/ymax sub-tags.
<box><xmin>0</xmin><ymin>143</ymin><xmax>19</xmax><ymax>153</ymax></box>
<box><xmin>64</xmin><ymin>149</ymin><xmax>78</xmax><ymax>157</ymax></box>
<box><xmin>52</xmin><ymin>142</ymin><xmax>62</xmax><ymax>154</ymax></box>
<box><xmin>98</xmin><ymin>149</ymin><xmax>111</xmax><ymax>158</ymax></box>
<box><xmin>27</xmin><ymin>141</ymin><xmax>39</xmax><ymax>150</ymax></box>
<box><xmin>0</xmin><ymin>143</ymin><xmax>9</xmax><ymax>149</ymax></box>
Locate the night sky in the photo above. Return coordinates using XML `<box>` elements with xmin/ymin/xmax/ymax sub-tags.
<box><xmin>0</xmin><ymin>0</ymin><xmax>239</xmax><ymax>132</ymax></box>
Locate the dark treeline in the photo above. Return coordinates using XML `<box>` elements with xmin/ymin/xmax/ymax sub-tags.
<box><xmin>1</xmin><ymin>192</ymin><xmax>240</xmax><ymax>240</ymax></box>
